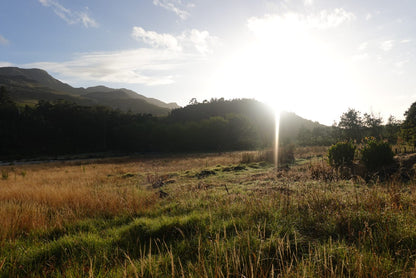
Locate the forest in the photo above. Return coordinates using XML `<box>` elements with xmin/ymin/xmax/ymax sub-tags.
<box><xmin>0</xmin><ymin>85</ymin><xmax>415</xmax><ymax>160</ymax></box>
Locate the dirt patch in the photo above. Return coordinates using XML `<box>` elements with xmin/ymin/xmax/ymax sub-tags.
<box><xmin>222</xmin><ymin>165</ymin><xmax>247</xmax><ymax>172</ymax></box>
<box><xmin>196</xmin><ymin>170</ymin><xmax>216</xmax><ymax>179</ymax></box>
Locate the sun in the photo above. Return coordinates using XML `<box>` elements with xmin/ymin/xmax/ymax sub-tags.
<box><xmin>209</xmin><ymin>13</ymin><xmax>354</xmax><ymax>124</ymax></box>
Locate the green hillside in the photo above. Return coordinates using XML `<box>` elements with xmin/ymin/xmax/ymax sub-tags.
<box><xmin>0</xmin><ymin>67</ymin><xmax>178</xmax><ymax>115</ymax></box>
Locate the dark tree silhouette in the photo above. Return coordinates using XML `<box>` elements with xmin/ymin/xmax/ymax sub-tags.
<box><xmin>338</xmin><ymin>108</ymin><xmax>363</xmax><ymax>141</ymax></box>
<box><xmin>402</xmin><ymin>102</ymin><xmax>416</xmax><ymax>147</ymax></box>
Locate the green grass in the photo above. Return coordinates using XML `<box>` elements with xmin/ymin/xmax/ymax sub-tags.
<box><xmin>1</xmin><ymin>153</ymin><xmax>416</xmax><ymax>277</ymax></box>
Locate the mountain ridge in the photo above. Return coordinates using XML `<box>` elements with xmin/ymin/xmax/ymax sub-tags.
<box><xmin>0</xmin><ymin>67</ymin><xmax>328</xmax><ymax>140</ymax></box>
<box><xmin>0</xmin><ymin>67</ymin><xmax>180</xmax><ymax>114</ymax></box>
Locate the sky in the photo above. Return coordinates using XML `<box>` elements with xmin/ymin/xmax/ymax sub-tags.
<box><xmin>1</xmin><ymin>0</ymin><xmax>416</xmax><ymax>125</ymax></box>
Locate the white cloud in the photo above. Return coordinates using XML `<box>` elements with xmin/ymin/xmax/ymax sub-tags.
<box><xmin>152</xmin><ymin>0</ymin><xmax>192</xmax><ymax>20</ymax></box>
<box><xmin>23</xmin><ymin>27</ymin><xmax>217</xmax><ymax>87</ymax></box>
<box><xmin>401</xmin><ymin>39</ymin><xmax>412</xmax><ymax>44</ymax></box>
<box><xmin>132</xmin><ymin>27</ymin><xmax>217</xmax><ymax>55</ymax></box>
<box><xmin>132</xmin><ymin>27</ymin><xmax>180</xmax><ymax>50</ymax></box>
<box><xmin>0</xmin><ymin>35</ymin><xmax>9</xmax><ymax>45</ymax></box>
<box><xmin>179</xmin><ymin>29</ymin><xmax>218</xmax><ymax>55</ymax></box>
<box><xmin>78</xmin><ymin>11</ymin><xmax>98</xmax><ymax>28</ymax></box>
<box><xmin>39</xmin><ymin>0</ymin><xmax>98</xmax><ymax>28</ymax></box>
<box><xmin>0</xmin><ymin>62</ymin><xmax>13</xmax><ymax>67</ymax></box>
<box><xmin>313</xmin><ymin>9</ymin><xmax>356</xmax><ymax>28</ymax></box>
<box><xmin>248</xmin><ymin>8</ymin><xmax>355</xmax><ymax>34</ymax></box>
<box><xmin>380</xmin><ymin>40</ymin><xmax>394</xmax><ymax>51</ymax></box>
<box><xmin>25</xmin><ymin>49</ymin><xmax>181</xmax><ymax>86</ymax></box>
<box><xmin>365</xmin><ymin>13</ymin><xmax>372</xmax><ymax>21</ymax></box>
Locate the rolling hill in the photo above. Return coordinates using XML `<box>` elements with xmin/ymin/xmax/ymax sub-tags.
<box><xmin>0</xmin><ymin>67</ymin><xmax>329</xmax><ymax>145</ymax></box>
<box><xmin>0</xmin><ymin>67</ymin><xmax>179</xmax><ymax>115</ymax></box>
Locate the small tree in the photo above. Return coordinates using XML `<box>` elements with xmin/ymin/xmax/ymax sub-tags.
<box><xmin>328</xmin><ymin>141</ymin><xmax>356</xmax><ymax>168</ymax></box>
<box><xmin>188</xmin><ymin>98</ymin><xmax>198</xmax><ymax>105</ymax></box>
<box><xmin>363</xmin><ymin>112</ymin><xmax>383</xmax><ymax>138</ymax></box>
<box><xmin>385</xmin><ymin>115</ymin><xmax>401</xmax><ymax>144</ymax></box>
<box><xmin>338</xmin><ymin>108</ymin><xmax>363</xmax><ymax>141</ymax></box>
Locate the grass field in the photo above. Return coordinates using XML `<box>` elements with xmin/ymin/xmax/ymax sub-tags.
<box><xmin>1</xmin><ymin>148</ymin><xmax>416</xmax><ymax>277</ymax></box>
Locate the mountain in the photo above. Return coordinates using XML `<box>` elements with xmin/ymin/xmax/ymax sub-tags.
<box><xmin>0</xmin><ymin>67</ymin><xmax>81</xmax><ymax>96</ymax></box>
<box><xmin>0</xmin><ymin>67</ymin><xmax>179</xmax><ymax>115</ymax></box>
<box><xmin>168</xmin><ymin>98</ymin><xmax>329</xmax><ymax>143</ymax></box>
<box><xmin>84</xmin><ymin>86</ymin><xmax>179</xmax><ymax>109</ymax></box>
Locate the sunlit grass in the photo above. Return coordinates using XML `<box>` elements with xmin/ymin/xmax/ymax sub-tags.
<box><xmin>1</xmin><ymin>151</ymin><xmax>416</xmax><ymax>277</ymax></box>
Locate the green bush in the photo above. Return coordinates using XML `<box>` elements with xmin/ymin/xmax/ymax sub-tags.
<box><xmin>361</xmin><ymin>139</ymin><xmax>394</xmax><ymax>171</ymax></box>
<box><xmin>328</xmin><ymin>142</ymin><xmax>356</xmax><ymax>168</ymax></box>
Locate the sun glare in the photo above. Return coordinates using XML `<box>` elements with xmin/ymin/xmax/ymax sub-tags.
<box><xmin>210</xmin><ymin>13</ymin><xmax>354</xmax><ymax>124</ymax></box>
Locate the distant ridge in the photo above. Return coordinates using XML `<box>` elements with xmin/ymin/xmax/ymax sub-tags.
<box><xmin>0</xmin><ymin>67</ymin><xmax>180</xmax><ymax>115</ymax></box>
<box><xmin>0</xmin><ymin>67</ymin><xmax>80</xmax><ymax>95</ymax></box>
<box><xmin>84</xmin><ymin>86</ymin><xmax>179</xmax><ymax>109</ymax></box>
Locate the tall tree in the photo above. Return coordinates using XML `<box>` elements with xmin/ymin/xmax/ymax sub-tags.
<box><xmin>338</xmin><ymin>108</ymin><xmax>363</xmax><ymax>141</ymax></box>
<box><xmin>402</xmin><ymin>102</ymin><xmax>416</xmax><ymax>147</ymax></box>
<box><xmin>385</xmin><ymin>115</ymin><xmax>401</xmax><ymax>144</ymax></box>
<box><xmin>363</xmin><ymin>112</ymin><xmax>383</xmax><ymax>138</ymax></box>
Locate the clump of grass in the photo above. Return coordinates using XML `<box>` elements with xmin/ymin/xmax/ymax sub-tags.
<box><xmin>1</xmin><ymin>170</ymin><xmax>8</xmax><ymax>180</ymax></box>
<box><xmin>309</xmin><ymin>162</ymin><xmax>337</xmax><ymax>181</ymax></box>
<box><xmin>241</xmin><ymin>147</ymin><xmax>295</xmax><ymax>165</ymax></box>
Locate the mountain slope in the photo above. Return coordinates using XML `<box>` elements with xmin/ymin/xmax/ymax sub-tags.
<box><xmin>0</xmin><ymin>67</ymin><xmax>178</xmax><ymax>115</ymax></box>
<box><xmin>169</xmin><ymin>98</ymin><xmax>329</xmax><ymax>143</ymax></box>
<box><xmin>85</xmin><ymin>86</ymin><xmax>179</xmax><ymax>109</ymax></box>
<box><xmin>0</xmin><ymin>67</ymin><xmax>81</xmax><ymax>96</ymax></box>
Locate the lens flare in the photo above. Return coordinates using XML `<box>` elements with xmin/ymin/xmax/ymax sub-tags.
<box><xmin>275</xmin><ymin>110</ymin><xmax>280</xmax><ymax>170</ymax></box>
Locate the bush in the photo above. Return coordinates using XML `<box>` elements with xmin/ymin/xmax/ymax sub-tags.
<box><xmin>361</xmin><ymin>138</ymin><xmax>394</xmax><ymax>171</ymax></box>
<box><xmin>328</xmin><ymin>142</ymin><xmax>356</xmax><ymax>168</ymax></box>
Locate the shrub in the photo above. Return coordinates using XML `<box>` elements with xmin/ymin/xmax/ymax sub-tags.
<box><xmin>361</xmin><ymin>138</ymin><xmax>394</xmax><ymax>171</ymax></box>
<box><xmin>328</xmin><ymin>142</ymin><xmax>356</xmax><ymax>168</ymax></box>
<box><xmin>1</xmin><ymin>170</ymin><xmax>8</xmax><ymax>180</ymax></box>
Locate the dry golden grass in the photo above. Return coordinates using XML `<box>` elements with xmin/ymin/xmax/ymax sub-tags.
<box><xmin>2</xmin><ymin>150</ymin><xmax>416</xmax><ymax>277</ymax></box>
<box><xmin>295</xmin><ymin>145</ymin><xmax>329</xmax><ymax>159</ymax></box>
<box><xmin>0</xmin><ymin>153</ymin><xmax>241</xmax><ymax>243</ymax></box>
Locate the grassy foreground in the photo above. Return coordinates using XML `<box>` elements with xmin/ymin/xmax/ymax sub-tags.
<box><xmin>1</xmin><ymin>148</ymin><xmax>416</xmax><ymax>277</ymax></box>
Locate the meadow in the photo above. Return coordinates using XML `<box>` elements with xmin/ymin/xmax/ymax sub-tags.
<box><xmin>1</xmin><ymin>148</ymin><xmax>416</xmax><ymax>277</ymax></box>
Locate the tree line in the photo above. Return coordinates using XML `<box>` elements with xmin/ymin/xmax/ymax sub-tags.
<box><xmin>0</xmin><ymin>87</ymin><xmax>274</xmax><ymax>159</ymax></box>
<box><xmin>1</xmin><ymin>85</ymin><xmax>415</xmax><ymax>160</ymax></box>
<box><xmin>297</xmin><ymin>108</ymin><xmax>409</xmax><ymax>147</ymax></box>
